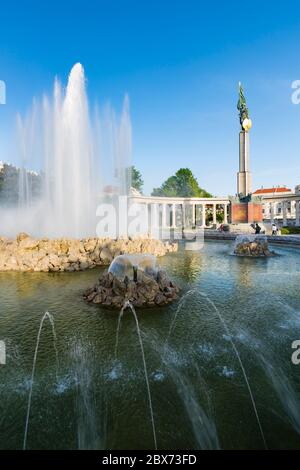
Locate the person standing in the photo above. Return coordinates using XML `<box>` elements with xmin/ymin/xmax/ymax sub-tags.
<box><xmin>271</xmin><ymin>222</ymin><xmax>277</xmax><ymax>236</ymax></box>
<box><xmin>255</xmin><ymin>223</ymin><xmax>261</xmax><ymax>234</ymax></box>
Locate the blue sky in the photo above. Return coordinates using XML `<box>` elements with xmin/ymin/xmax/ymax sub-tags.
<box><xmin>1</xmin><ymin>0</ymin><xmax>300</xmax><ymax>195</ymax></box>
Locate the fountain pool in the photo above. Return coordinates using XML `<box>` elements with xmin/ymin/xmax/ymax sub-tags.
<box><xmin>1</xmin><ymin>240</ymin><xmax>300</xmax><ymax>449</ymax></box>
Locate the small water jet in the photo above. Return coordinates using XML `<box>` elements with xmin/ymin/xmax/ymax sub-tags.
<box><xmin>114</xmin><ymin>300</ymin><xmax>129</xmax><ymax>359</ymax></box>
<box><xmin>198</xmin><ymin>292</ymin><xmax>268</xmax><ymax>449</ymax></box>
<box><xmin>233</xmin><ymin>234</ymin><xmax>275</xmax><ymax>257</ymax></box>
<box><xmin>117</xmin><ymin>300</ymin><xmax>158</xmax><ymax>449</ymax></box>
<box><xmin>70</xmin><ymin>339</ymin><xmax>105</xmax><ymax>450</ymax></box>
<box><xmin>84</xmin><ymin>254</ymin><xmax>180</xmax><ymax>308</ymax></box>
<box><xmin>162</xmin><ymin>288</ymin><xmax>267</xmax><ymax>449</ymax></box>
<box><xmin>162</xmin><ymin>288</ymin><xmax>197</xmax><ymax>361</ymax></box>
<box><xmin>23</xmin><ymin>311</ymin><xmax>58</xmax><ymax>450</ymax></box>
<box><xmin>147</xmin><ymin>333</ymin><xmax>220</xmax><ymax>449</ymax></box>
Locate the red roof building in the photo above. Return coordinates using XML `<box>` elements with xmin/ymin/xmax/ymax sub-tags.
<box><xmin>253</xmin><ymin>186</ymin><xmax>292</xmax><ymax>196</ymax></box>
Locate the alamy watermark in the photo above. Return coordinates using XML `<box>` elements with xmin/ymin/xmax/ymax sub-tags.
<box><xmin>291</xmin><ymin>80</ymin><xmax>300</xmax><ymax>104</ymax></box>
<box><xmin>0</xmin><ymin>79</ymin><xmax>6</xmax><ymax>104</ymax></box>
<box><xmin>291</xmin><ymin>340</ymin><xmax>300</xmax><ymax>365</ymax></box>
<box><xmin>95</xmin><ymin>196</ymin><xmax>205</xmax><ymax>249</ymax></box>
<box><xmin>0</xmin><ymin>340</ymin><xmax>6</xmax><ymax>365</ymax></box>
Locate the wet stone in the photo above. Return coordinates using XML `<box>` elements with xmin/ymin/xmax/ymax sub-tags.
<box><xmin>84</xmin><ymin>268</ymin><xmax>180</xmax><ymax>309</ymax></box>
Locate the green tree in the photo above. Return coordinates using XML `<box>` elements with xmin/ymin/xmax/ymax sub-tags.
<box><xmin>151</xmin><ymin>168</ymin><xmax>212</xmax><ymax>198</ymax></box>
<box><xmin>130</xmin><ymin>166</ymin><xmax>144</xmax><ymax>193</ymax></box>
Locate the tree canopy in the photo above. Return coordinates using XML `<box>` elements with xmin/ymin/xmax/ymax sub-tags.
<box><xmin>151</xmin><ymin>168</ymin><xmax>212</xmax><ymax>198</ymax></box>
<box><xmin>130</xmin><ymin>165</ymin><xmax>144</xmax><ymax>193</ymax></box>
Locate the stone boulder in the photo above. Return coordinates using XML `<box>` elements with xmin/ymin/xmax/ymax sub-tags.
<box><xmin>84</xmin><ymin>268</ymin><xmax>180</xmax><ymax>308</ymax></box>
<box><xmin>233</xmin><ymin>235</ymin><xmax>275</xmax><ymax>257</ymax></box>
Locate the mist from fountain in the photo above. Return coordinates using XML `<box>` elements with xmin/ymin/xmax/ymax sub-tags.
<box><xmin>1</xmin><ymin>63</ymin><xmax>132</xmax><ymax>238</ymax></box>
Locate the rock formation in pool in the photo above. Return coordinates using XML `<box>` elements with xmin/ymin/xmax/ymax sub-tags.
<box><xmin>233</xmin><ymin>235</ymin><xmax>275</xmax><ymax>257</ymax></box>
<box><xmin>84</xmin><ymin>254</ymin><xmax>180</xmax><ymax>308</ymax></box>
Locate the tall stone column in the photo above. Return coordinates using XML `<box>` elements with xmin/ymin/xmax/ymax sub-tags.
<box><xmin>237</xmin><ymin>131</ymin><xmax>252</xmax><ymax>197</ymax></box>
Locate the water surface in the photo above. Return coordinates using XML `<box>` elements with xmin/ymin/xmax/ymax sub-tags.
<box><xmin>1</xmin><ymin>240</ymin><xmax>300</xmax><ymax>449</ymax></box>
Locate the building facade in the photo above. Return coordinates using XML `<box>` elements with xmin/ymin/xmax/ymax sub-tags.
<box><xmin>255</xmin><ymin>186</ymin><xmax>300</xmax><ymax>226</ymax></box>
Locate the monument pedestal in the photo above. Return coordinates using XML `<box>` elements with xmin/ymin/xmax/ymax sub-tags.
<box><xmin>231</xmin><ymin>201</ymin><xmax>263</xmax><ymax>224</ymax></box>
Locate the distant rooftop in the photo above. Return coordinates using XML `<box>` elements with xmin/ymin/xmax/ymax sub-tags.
<box><xmin>253</xmin><ymin>186</ymin><xmax>292</xmax><ymax>195</ymax></box>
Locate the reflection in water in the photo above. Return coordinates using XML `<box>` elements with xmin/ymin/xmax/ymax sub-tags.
<box><xmin>162</xmin><ymin>249</ymin><xmax>203</xmax><ymax>282</ymax></box>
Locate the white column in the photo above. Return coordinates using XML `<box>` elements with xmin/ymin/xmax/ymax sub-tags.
<box><xmin>267</xmin><ymin>202</ymin><xmax>271</xmax><ymax>221</ymax></box>
<box><xmin>201</xmin><ymin>204</ymin><xmax>206</xmax><ymax>227</ymax></box>
<box><xmin>296</xmin><ymin>201</ymin><xmax>300</xmax><ymax>226</ymax></box>
<box><xmin>162</xmin><ymin>204</ymin><xmax>167</xmax><ymax>228</ymax></box>
<box><xmin>270</xmin><ymin>202</ymin><xmax>274</xmax><ymax>224</ymax></box>
<box><xmin>172</xmin><ymin>204</ymin><xmax>176</xmax><ymax>228</ymax></box>
<box><xmin>182</xmin><ymin>203</ymin><xmax>186</xmax><ymax>228</ymax></box>
<box><xmin>282</xmin><ymin>201</ymin><xmax>287</xmax><ymax>226</ymax></box>
<box><xmin>224</xmin><ymin>204</ymin><xmax>228</xmax><ymax>224</ymax></box>
<box><xmin>212</xmin><ymin>204</ymin><xmax>217</xmax><ymax>225</ymax></box>
<box><xmin>291</xmin><ymin>200</ymin><xmax>296</xmax><ymax>219</ymax></box>
<box><xmin>192</xmin><ymin>204</ymin><xmax>196</xmax><ymax>226</ymax></box>
<box><xmin>145</xmin><ymin>203</ymin><xmax>149</xmax><ymax>236</ymax></box>
<box><xmin>150</xmin><ymin>203</ymin><xmax>159</xmax><ymax>239</ymax></box>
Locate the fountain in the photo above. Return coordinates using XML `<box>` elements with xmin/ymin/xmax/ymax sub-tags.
<box><xmin>233</xmin><ymin>234</ymin><xmax>275</xmax><ymax>257</ymax></box>
<box><xmin>84</xmin><ymin>254</ymin><xmax>180</xmax><ymax>308</ymax></box>
<box><xmin>0</xmin><ymin>63</ymin><xmax>132</xmax><ymax>239</ymax></box>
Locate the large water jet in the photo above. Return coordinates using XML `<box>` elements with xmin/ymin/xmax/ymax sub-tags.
<box><xmin>1</xmin><ymin>63</ymin><xmax>132</xmax><ymax>238</ymax></box>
